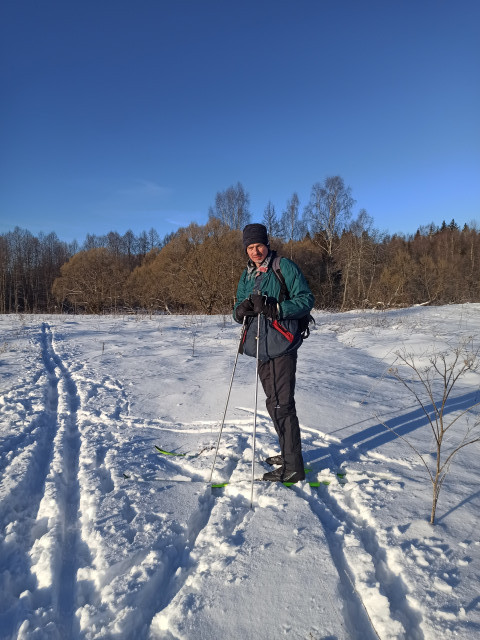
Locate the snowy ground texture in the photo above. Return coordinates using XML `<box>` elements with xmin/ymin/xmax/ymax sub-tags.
<box><xmin>1</xmin><ymin>306</ymin><xmax>480</xmax><ymax>640</ymax></box>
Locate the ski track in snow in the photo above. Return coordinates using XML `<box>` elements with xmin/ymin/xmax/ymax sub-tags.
<box><xmin>0</xmin><ymin>322</ymin><xmax>137</xmax><ymax>639</ymax></box>
<box><xmin>2</xmin><ymin>311</ymin><xmax>479</xmax><ymax>639</ymax></box>
<box><xmin>115</xmin><ymin>404</ymin><xmax>422</xmax><ymax>640</ymax></box>
<box><xmin>238</xmin><ymin>408</ymin><xmax>424</xmax><ymax>640</ymax></box>
<box><xmin>43</xmin><ymin>323</ymin><xmax>84</xmax><ymax>637</ymax></box>
<box><xmin>144</xmin><ymin>447</ymin><xmax>252</xmax><ymax>638</ymax></box>
<box><xmin>0</xmin><ymin>325</ymin><xmax>425</xmax><ymax>640</ymax></box>
<box><xmin>296</xmin><ymin>483</ymin><xmax>424</xmax><ymax>640</ymax></box>
<box><xmin>0</xmin><ymin>323</ymin><xmax>86</xmax><ymax>637</ymax></box>
<box><xmin>31</xmin><ymin>323</ymin><xmax>84</xmax><ymax>636</ymax></box>
<box><xmin>144</xmin><ymin>418</ymin><xmax>387</xmax><ymax>640</ymax></box>
<box><xmin>105</xmin><ymin>445</ymin><xmax>248</xmax><ymax>637</ymax></box>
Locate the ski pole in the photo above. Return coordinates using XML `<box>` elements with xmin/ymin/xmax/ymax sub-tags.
<box><xmin>250</xmin><ymin>311</ymin><xmax>261</xmax><ymax>509</ymax></box>
<box><xmin>208</xmin><ymin>316</ymin><xmax>247</xmax><ymax>483</ymax></box>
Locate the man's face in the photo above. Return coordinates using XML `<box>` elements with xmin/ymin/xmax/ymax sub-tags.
<box><xmin>247</xmin><ymin>243</ymin><xmax>269</xmax><ymax>266</ymax></box>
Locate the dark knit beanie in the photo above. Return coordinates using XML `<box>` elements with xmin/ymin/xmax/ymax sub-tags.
<box><xmin>242</xmin><ymin>223</ymin><xmax>269</xmax><ymax>252</ymax></box>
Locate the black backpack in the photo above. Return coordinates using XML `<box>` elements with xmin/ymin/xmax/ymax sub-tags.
<box><xmin>271</xmin><ymin>256</ymin><xmax>315</xmax><ymax>339</ymax></box>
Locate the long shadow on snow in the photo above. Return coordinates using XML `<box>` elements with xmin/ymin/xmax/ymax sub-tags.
<box><xmin>436</xmin><ymin>488</ymin><xmax>480</xmax><ymax>524</ymax></box>
<box><xmin>342</xmin><ymin>391</ymin><xmax>480</xmax><ymax>451</ymax></box>
<box><xmin>305</xmin><ymin>391</ymin><xmax>480</xmax><ymax>470</ymax></box>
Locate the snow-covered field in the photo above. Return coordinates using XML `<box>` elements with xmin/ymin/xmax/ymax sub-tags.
<box><xmin>1</xmin><ymin>306</ymin><xmax>479</xmax><ymax>640</ymax></box>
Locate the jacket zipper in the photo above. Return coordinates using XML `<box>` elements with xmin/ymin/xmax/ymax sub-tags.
<box><xmin>272</xmin><ymin>320</ymin><xmax>294</xmax><ymax>343</ymax></box>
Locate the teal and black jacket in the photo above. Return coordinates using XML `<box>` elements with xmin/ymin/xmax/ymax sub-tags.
<box><xmin>233</xmin><ymin>251</ymin><xmax>315</xmax><ymax>362</ymax></box>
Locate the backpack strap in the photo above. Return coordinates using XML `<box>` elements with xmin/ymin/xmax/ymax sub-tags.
<box><xmin>271</xmin><ymin>255</ymin><xmax>289</xmax><ymax>303</ymax></box>
<box><xmin>271</xmin><ymin>255</ymin><xmax>315</xmax><ymax>339</ymax></box>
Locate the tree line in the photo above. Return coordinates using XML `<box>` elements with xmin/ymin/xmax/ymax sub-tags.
<box><xmin>1</xmin><ymin>177</ymin><xmax>479</xmax><ymax>314</ymax></box>
<box><xmin>0</xmin><ymin>226</ymin><xmax>169</xmax><ymax>313</ymax></box>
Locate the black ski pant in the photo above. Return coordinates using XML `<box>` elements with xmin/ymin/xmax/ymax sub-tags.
<box><xmin>258</xmin><ymin>351</ymin><xmax>304</xmax><ymax>473</ymax></box>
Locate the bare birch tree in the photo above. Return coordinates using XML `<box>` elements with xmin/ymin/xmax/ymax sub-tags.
<box><xmin>304</xmin><ymin>175</ymin><xmax>354</xmax><ymax>257</ymax></box>
<box><xmin>208</xmin><ymin>182</ymin><xmax>251</xmax><ymax>230</ymax></box>
<box><xmin>383</xmin><ymin>340</ymin><xmax>480</xmax><ymax>524</ymax></box>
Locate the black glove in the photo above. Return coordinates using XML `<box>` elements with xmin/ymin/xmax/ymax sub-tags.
<box><xmin>250</xmin><ymin>294</ymin><xmax>278</xmax><ymax>320</ymax></box>
<box><xmin>250</xmin><ymin>293</ymin><xmax>264</xmax><ymax>315</ymax></box>
<box><xmin>235</xmin><ymin>298</ymin><xmax>255</xmax><ymax>322</ymax></box>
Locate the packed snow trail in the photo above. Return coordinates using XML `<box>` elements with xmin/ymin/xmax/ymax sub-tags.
<box><xmin>23</xmin><ymin>324</ymin><xmax>85</xmax><ymax>636</ymax></box>
<box><xmin>148</xmin><ymin>483</ymin><xmax>360</xmax><ymax>640</ymax></box>
<box><xmin>42</xmin><ymin>324</ymin><xmax>83</xmax><ymax>636</ymax></box>
<box><xmin>0</xmin><ymin>324</ymin><xmax>82</xmax><ymax>636</ymax></box>
<box><xmin>295</xmin><ymin>482</ymin><xmax>424</xmax><ymax>640</ymax></box>
<box><xmin>0</xmin><ymin>329</ymin><xmax>59</xmax><ymax>637</ymax></box>
<box><xmin>1</xmin><ymin>310</ymin><xmax>479</xmax><ymax>639</ymax></box>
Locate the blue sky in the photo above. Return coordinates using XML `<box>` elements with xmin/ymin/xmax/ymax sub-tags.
<box><xmin>1</xmin><ymin>0</ymin><xmax>479</xmax><ymax>244</ymax></box>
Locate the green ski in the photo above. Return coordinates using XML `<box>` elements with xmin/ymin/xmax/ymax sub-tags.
<box><xmin>211</xmin><ymin>480</ymin><xmax>331</xmax><ymax>489</ymax></box>
<box><xmin>155</xmin><ymin>445</ymin><xmax>188</xmax><ymax>456</ymax></box>
<box><xmin>122</xmin><ymin>476</ymin><xmax>338</xmax><ymax>488</ymax></box>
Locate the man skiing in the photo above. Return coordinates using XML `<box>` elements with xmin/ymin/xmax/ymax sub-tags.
<box><xmin>234</xmin><ymin>223</ymin><xmax>315</xmax><ymax>483</ymax></box>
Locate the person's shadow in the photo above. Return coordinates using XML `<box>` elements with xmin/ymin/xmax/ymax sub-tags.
<box><xmin>305</xmin><ymin>390</ymin><xmax>480</xmax><ymax>469</ymax></box>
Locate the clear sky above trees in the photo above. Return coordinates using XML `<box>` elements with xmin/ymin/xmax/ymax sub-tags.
<box><xmin>1</xmin><ymin>0</ymin><xmax>479</xmax><ymax>243</ymax></box>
